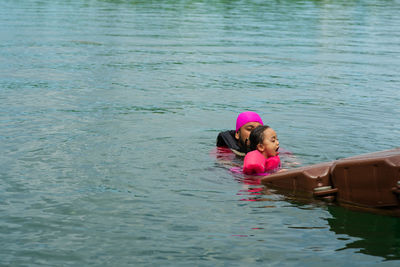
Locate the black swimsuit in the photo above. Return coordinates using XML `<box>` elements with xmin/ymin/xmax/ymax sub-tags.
<box><xmin>216</xmin><ymin>130</ymin><xmax>247</xmax><ymax>157</ymax></box>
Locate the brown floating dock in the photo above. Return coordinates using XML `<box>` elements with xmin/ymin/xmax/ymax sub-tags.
<box><xmin>261</xmin><ymin>148</ymin><xmax>400</xmax><ymax>216</ymax></box>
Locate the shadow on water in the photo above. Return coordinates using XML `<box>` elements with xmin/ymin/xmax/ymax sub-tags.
<box><xmin>326</xmin><ymin>205</ymin><xmax>400</xmax><ymax>261</ymax></box>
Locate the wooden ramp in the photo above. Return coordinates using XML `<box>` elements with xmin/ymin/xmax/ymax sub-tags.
<box><xmin>261</xmin><ymin>148</ymin><xmax>400</xmax><ymax>216</ymax></box>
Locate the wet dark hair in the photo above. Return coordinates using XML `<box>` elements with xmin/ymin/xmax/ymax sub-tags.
<box><xmin>249</xmin><ymin>125</ymin><xmax>270</xmax><ymax>151</ymax></box>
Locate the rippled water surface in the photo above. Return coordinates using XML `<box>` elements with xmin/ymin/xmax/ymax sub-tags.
<box><xmin>1</xmin><ymin>0</ymin><xmax>400</xmax><ymax>266</ymax></box>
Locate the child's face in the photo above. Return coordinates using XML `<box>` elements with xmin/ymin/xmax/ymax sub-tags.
<box><xmin>258</xmin><ymin>128</ymin><xmax>280</xmax><ymax>158</ymax></box>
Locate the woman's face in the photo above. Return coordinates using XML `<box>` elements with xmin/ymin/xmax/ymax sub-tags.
<box><xmin>235</xmin><ymin>122</ymin><xmax>262</xmax><ymax>148</ymax></box>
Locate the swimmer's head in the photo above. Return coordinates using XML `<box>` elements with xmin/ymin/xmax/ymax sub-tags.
<box><xmin>235</xmin><ymin>111</ymin><xmax>263</xmax><ymax>149</ymax></box>
<box><xmin>235</xmin><ymin>111</ymin><xmax>263</xmax><ymax>132</ymax></box>
<box><xmin>249</xmin><ymin>125</ymin><xmax>279</xmax><ymax>158</ymax></box>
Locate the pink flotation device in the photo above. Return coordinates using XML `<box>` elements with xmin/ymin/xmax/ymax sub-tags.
<box><xmin>243</xmin><ymin>150</ymin><xmax>281</xmax><ymax>175</ymax></box>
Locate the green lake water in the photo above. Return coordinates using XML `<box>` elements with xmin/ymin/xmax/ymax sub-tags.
<box><xmin>1</xmin><ymin>0</ymin><xmax>400</xmax><ymax>266</ymax></box>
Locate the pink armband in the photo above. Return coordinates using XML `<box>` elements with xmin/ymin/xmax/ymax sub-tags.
<box><xmin>265</xmin><ymin>155</ymin><xmax>281</xmax><ymax>172</ymax></box>
<box><xmin>243</xmin><ymin>150</ymin><xmax>280</xmax><ymax>175</ymax></box>
<box><xmin>243</xmin><ymin>150</ymin><xmax>266</xmax><ymax>174</ymax></box>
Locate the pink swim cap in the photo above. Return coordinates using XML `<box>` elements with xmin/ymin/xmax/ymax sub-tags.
<box><xmin>235</xmin><ymin>111</ymin><xmax>263</xmax><ymax>132</ymax></box>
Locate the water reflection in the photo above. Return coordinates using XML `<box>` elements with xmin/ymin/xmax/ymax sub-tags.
<box><xmin>279</xmin><ymin>191</ymin><xmax>400</xmax><ymax>260</ymax></box>
<box><xmin>249</xmin><ymin>182</ymin><xmax>400</xmax><ymax>260</ymax></box>
<box><xmin>326</xmin><ymin>206</ymin><xmax>400</xmax><ymax>260</ymax></box>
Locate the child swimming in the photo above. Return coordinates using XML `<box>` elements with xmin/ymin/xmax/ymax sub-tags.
<box><xmin>243</xmin><ymin>125</ymin><xmax>281</xmax><ymax>175</ymax></box>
